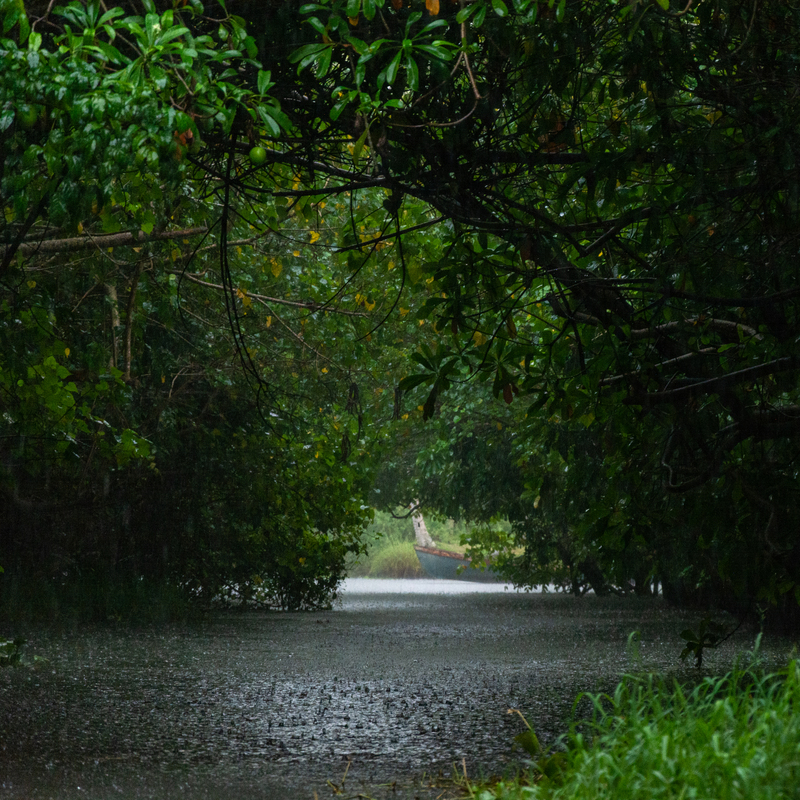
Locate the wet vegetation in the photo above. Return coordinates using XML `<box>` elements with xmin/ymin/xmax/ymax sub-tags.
<box><xmin>3</xmin><ymin>0</ymin><xmax>800</xmax><ymax>795</ymax></box>
<box><xmin>348</xmin><ymin>510</ymin><xmax>470</xmax><ymax>577</ymax></box>
<box><xmin>476</xmin><ymin>652</ymin><xmax>800</xmax><ymax>800</ymax></box>
<box><xmin>4</xmin><ymin>0</ymin><xmax>800</xmax><ymax>627</ymax></box>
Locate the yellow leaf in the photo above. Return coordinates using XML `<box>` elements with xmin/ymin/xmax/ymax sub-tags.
<box><xmin>161</xmin><ymin>374</ymin><xmax>166</xmax><ymax>383</ymax></box>
<box><xmin>64</xmin><ymin>347</ymin><xmax>70</xmax><ymax>357</ymax></box>
<box><xmin>399</xmin><ymin>307</ymin><xmax>409</xmax><ymax>316</ymax></box>
<box><xmin>236</xmin><ymin>246</ymin><xmax>242</xmax><ymax>256</ymax></box>
<box><xmin>401</xmin><ymin>413</ymin><xmax>409</xmax><ymax>420</ymax></box>
<box><xmin>270</xmin><ymin>259</ymin><xmax>282</xmax><ymax>278</ymax></box>
<box><xmin>322</xmin><ymin>367</ymin><xmax>328</xmax><ymax>373</ymax></box>
<box><xmin>293</xmin><ymin>250</ymin><xmax>300</xmax><ymax>257</ymax></box>
<box><xmin>473</xmin><ymin>330</ymin><xmax>487</xmax><ymax>346</ymax></box>
<box><xmin>426</xmin><ymin>0</ymin><xmax>439</xmax><ymax>14</ymax></box>
<box><xmin>497</xmin><ymin>422</ymin><xmax>503</xmax><ymax>430</ymax></box>
<box><xmin>348</xmin><ymin>15</ymin><xmax>358</xmax><ymax>25</ymax></box>
<box><xmin>170</xmin><ymin>249</ymin><xmax>181</xmax><ymax>261</ymax></box>
<box><xmin>27</xmin><ymin>280</ymin><xmax>36</xmax><ymax>289</ymax></box>
<box><xmin>310</xmin><ymin>231</ymin><xmax>321</xmax><ymax>244</ymax></box>
<box><xmin>533</xmin><ymin>495</ymin><xmax>540</xmax><ymax>509</ymax></box>
<box><xmin>77</xmin><ymin>221</ymin><xmax>83</xmax><ymax>234</ymax></box>
<box><xmin>418</xmin><ymin>405</ymin><xmax>424</xmax><ymax>411</ymax></box>
<box><xmin>266</xmin><ymin>316</ymin><xmax>272</xmax><ymax>327</ymax></box>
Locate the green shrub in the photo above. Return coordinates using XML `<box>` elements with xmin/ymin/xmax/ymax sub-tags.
<box><xmin>480</xmin><ymin>657</ymin><xmax>800</xmax><ymax>800</ymax></box>
<box><xmin>350</xmin><ymin>541</ymin><xmax>423</xmax><ymax>578</ymax></box>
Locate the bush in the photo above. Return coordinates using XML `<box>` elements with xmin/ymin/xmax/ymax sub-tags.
<box><xmin>480</xmin><ymin>656</ymin><xmax>800</xmax><ymax>800</ymax></box>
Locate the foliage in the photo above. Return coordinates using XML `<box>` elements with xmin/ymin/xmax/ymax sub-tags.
<box><xmin>0</xmin><ymin>0</ymin><xmax>392</xmax><ymax>615</ymax></box>
<box><xmin>5</xmin><ymin>0</ymin><xmax>800</xmax><ymax>621</ymax></box>
<box><xmin>679</xmin><ymin>616</ymin><xmax>727</xmax><ymax>668</ymax></box>
<box><xmin>349</xmin><ymin>540</ymin><xmax>423</xmax><ymax>578</ymax></box>
<box><xmin>0</xmin><ymin>636</ymin><xmax>26</xmax><ymax>666</ymax></box>
<box><xmin>254</xmin><ymin>0</ymin><xmax>800</xmax><ymax>620</ymax></box>
<box><xmin>478</xmin><ymin>657</ymin><xmax>800</xmax><ymax>800</ymax></box>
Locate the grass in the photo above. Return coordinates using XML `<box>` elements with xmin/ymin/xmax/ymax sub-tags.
<box><xmin>350</xmin><ymin>540</ymin><xmax>424</xmax><ymax>578</ymax></box>
<box><xmin>472</xmin><ymin>652</ymin><xmax>800</xmax><ymax>800</ymax></box>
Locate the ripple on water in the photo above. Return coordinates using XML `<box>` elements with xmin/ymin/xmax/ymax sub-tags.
<box><xmin>0</xmin><ymin>579</ymin><xmax>782</xmax><ymax>800</ymax></box>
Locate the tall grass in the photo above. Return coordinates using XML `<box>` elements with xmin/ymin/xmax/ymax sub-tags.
<box><xmin>352</xmin><ymin>541</ymin><xmax>423</xmax><ymax>578</ymax></box>
<box><xmin>478</xmin><ymin>654</ymin><xmax>800</xmax><ymax>800</ymax></box>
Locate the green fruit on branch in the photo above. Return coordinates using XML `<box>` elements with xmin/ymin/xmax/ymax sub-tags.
<box><xmin>249</xmin><ymin>146</ymin><xmax>267</xmax><ymax>166</ymax></box>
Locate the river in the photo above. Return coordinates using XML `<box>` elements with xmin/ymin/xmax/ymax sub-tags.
<box><xmin>0</xmin><ymin>578</ymin><xmax>783</xmax><ymax>799</ymax></box>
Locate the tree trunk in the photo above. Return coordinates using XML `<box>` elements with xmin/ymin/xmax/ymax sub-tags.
<box><xmin>411</xmin><ymin>503</ymin><xmax>435</xmax><ymax>548</ymax></box>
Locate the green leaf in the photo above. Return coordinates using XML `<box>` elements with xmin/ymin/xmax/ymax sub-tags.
<box><xmin>352</xmin><ymin>126</ymin><xmax>369</xmax><ymax>167</ymax></box>
<box><xmin>491</xmin><ymin>0</ymin><xmax>508</xmax><ymax>17</ymax></box>
<box><xmin>398</xmin><ymin>373</ymin><xmax>434</xmax><ymax>392</ymax></box>
<box><xmin>514</xmin><ymin>729</ymin><xmax>541</xmax><ymax>757</ymax></box>
<box><xmin>257</xmin><ymin>69</ymin><xmax>274</xmax><ymax>96</ymax></box>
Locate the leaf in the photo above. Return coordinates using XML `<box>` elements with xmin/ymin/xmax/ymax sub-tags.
<box><xmin>405</xmin><ymin>55</ymin><xmax>419</xmax><ymax>91</ymax></box>
<box><xmin>352</xmin><ymin>127</ymin><xmax>369</xmax><ymax>167</ymax></box>
<box><xmin>423</xmin><ymin>384</ymin><xmax>438</xmax><ymax>420</ymax></box>
<box><xmin>491</xmin><ymin>0</ymin><xmax>508</xmax><ymax>16</ymax></box>
<box><xmin>513</xmin><ymin>729</ymin><xmax>541</xmax><ymax>757</ymax></box>
<box><xmin>398</xmin><ymin>373</ymin><xmax>433</xmax><ymax>392</ymax></box>
<box><xmin>257</xmin><ymin>69</ymin><xmax>273</xmax><ymax>96</ymax></box>
<box><xmin>425</xmin><ymin>0</ymin><xmax>439</xmax><ymax>14</ymax></box>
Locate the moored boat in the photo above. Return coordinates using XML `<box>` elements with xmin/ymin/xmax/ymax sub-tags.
<box><xmin>413</xmin><ymin>545</ymin><xmax>502</xmax><ymax>583</ymax></box>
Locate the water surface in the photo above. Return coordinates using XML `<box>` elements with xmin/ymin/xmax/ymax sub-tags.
<box><xmin>0</xmin><ymin>579</ymin><xmax>779</xmax><ymax>799</ymax></box>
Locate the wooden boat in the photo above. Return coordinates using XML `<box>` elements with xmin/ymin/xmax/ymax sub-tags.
<box><xmin>410</xmin><ymin>503</ymin><xmax>503</xmax><ymax>582</ymax></box>
<box><xmin>413</xmin><ymin>545</ymin><xmax>502</xmax><ymax>583</ymax></box>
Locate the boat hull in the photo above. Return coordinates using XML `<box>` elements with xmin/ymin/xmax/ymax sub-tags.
<box><xmin>413</xmin><ymin>545</ymin><xmax>502</xmax><ymax>583</ymax></box>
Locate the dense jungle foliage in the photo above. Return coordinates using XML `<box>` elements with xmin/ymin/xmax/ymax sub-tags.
<box><xmin>2</xmin><ymin>0</ymin><xmax>800</xmax><ymax>625</ymax></box>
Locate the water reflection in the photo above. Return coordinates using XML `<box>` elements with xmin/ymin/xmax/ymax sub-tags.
<box><xmin>0</xmin><ymin>580</ymin><xmax>783</xmax><ymax>800</ymax></box>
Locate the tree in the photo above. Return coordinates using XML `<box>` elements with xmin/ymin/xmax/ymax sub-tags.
<box><xmin>6</xmin><ymin>0</ymin><xmax>800</xmax><ymax>624</ymax></box>
<box><xmin>246</xmin><ymin>0</ymin><xmax>800</xmax><ymax>622</ymax></box>
<box><xmin>0</xmin><ymin>0</ymin><xmax>406</xmax><ymax>614</ymax></box>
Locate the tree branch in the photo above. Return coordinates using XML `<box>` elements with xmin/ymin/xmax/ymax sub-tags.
<box><xmin>4</xmin><ymin>226</ymin><xmax>208</xmax><ymax>259</ymax></box>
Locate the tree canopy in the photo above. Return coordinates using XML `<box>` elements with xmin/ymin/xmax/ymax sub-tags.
<box><xmin>3</xmin><ymin>0</ymin><xmax>800</xmax><ymax>624</ymax></box>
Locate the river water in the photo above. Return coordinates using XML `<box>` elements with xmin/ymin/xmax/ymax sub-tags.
<box><xmin>0</xmin><ymin>578</ymin><xmax>784</xmax><ymax>799</ymax></box>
